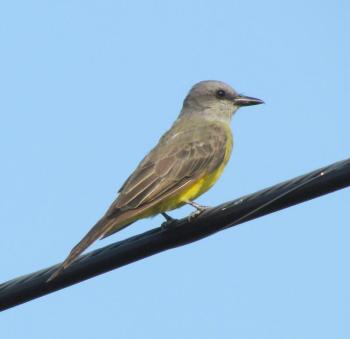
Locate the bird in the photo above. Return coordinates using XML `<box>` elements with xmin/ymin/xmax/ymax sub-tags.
<box><xmin>48</xmin><ymin>80</ymin><xmax>263</xmax><ymax>281</ymax></box>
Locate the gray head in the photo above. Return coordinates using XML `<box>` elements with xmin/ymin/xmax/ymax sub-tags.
<box><xmin>180</xmin><ymin>80</ymin><xmax>263</xmax><ymax>122</ymax></box>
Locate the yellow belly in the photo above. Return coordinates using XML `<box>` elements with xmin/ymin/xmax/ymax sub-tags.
<box><xmin>175</xmin><ymin>165</ymin><xmax>225</xmax><ymax>204</ymax></box>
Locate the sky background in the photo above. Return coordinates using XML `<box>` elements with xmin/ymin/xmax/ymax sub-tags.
<box><xmin>1</xmin><ymin>1</ymin><xmax>350</xmax><ymax>338</ymax></box>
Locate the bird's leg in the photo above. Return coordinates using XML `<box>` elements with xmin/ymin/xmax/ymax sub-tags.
<box><xmin>186</xmin><ymin>201</ymin><xmax>209</xmax><ymax>212</ymax></box>
<box><xmin>161</xmin><ymin>212</ymin><xmax>178</xmax><ymax>230</ymax></box>
<box><xmin>162</xmin><ymin>212</ymin><xmax>176</xmax><ymax>222</ymax></box>
<box><xmin>186</xmin><ymin>201</ymin><xmax>210</xmax><ymax>221</ymax></box>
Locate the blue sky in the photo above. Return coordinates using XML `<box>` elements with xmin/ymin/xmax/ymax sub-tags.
<box><xmin>1</xmin><ymin>1</ymin><xmax>350</xmax><ymax>338</ymax></box>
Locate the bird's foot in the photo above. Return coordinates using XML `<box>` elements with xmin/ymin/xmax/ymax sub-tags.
<box><xmin>186</xmin><ymin>201</ymin><xmax>211</xmax><ymax>221</ymax></box>
<box><xmin>161</xmin><ymin>212</ymin><xmax>179</xmax><ymax>230</ymax></box>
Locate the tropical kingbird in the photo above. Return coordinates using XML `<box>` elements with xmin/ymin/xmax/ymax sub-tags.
<box><xmin>48</xmin><ymin>80</ymin><xmax>263</xmax><ymax>281</ymax></box>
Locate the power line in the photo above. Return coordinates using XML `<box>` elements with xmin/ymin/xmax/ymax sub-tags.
<box><xmin>1</xmin><ymin>158</ymin><xmax>350</xmax><ymax>312</ymax></box>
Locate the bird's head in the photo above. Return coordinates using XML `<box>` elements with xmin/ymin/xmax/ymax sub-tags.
<box><xmin>181</xmin><ymin>80</ymin><xmax>264</xmax><ymax>122</ymax></box>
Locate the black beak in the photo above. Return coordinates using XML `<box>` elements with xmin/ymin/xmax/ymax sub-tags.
<box><xmin>234</xmin><ymin>94</ymin><xmax>264</xmax><ymax>107</ymax></box>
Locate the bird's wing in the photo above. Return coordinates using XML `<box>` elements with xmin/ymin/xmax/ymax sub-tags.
<box><xmin>48</xmin><ymin>122</ymin><xmax>229</xmax><ymax>281</ymax></box>
<box><xmin>107</xmin><ymin>122</ymin><xmax>229</xmax><ymax>213</ymax></box>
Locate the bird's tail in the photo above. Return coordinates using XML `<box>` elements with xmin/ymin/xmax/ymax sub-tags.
<box><xmin>47</xmin><ymin>213</ymin><xmax>125</xmax><ymax>282</ymax></box>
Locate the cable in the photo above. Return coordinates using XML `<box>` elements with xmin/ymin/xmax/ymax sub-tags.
<box><xmin>1</xmin><ymin>158</ymin><xmax>350</xmax><ymax>311</ymax></box>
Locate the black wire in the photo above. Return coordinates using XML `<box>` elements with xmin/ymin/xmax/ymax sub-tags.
<box><xmin>1</xmin><ymin>158</ymin><xmax>350</xmax><ymax>312</ymax></box>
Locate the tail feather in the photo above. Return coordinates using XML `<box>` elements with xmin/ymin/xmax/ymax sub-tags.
<box><xmin>99</xmin><ymin>221</ymin><xmax>133</xmax><ymax>239</ymax></box>
<box><xmin>47</xmin><ymin>215</ymin><xmax>117</xmax><ymax>282</ymax></box>
<box><xmin>47</xmin><ymin>203</ymin><xmax>152</xmax><ymax>282</ymax></box>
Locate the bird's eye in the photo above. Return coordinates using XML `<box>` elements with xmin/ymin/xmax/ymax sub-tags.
<box><xmin>216</xmin><ymin>89</ymin><xmax>226</xmax><ymax>98</ymax></box>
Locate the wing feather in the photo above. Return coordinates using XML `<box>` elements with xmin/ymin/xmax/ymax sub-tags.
<box><xmin>106</xmin><ymin>122</ymin><xmax>229</xmax><ymax>215</ymax></box>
